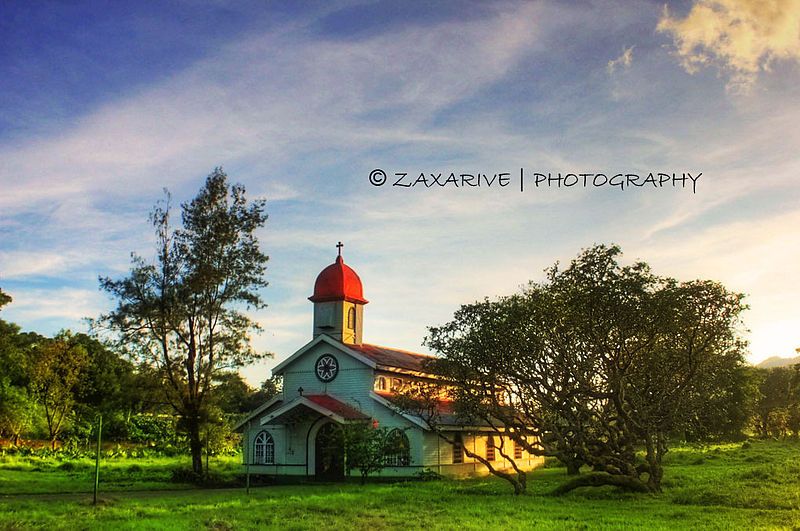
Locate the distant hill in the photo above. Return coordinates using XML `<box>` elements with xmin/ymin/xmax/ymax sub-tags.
<box><xmin>756</xmin><ymin>355</ymin><xmax>800</xmax><ymax>369</ymax></box>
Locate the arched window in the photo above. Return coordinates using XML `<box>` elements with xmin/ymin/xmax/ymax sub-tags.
<box><xmin>375</xmin><ymin>376</ymin><xmax>387</xmax><ymax>391</ymax></box>
<box><xmin>347</xmin><ymin>307</ymin><xmax>356</xmax><ymax>329</ymax></box>
<box><xmin>486</xmin><ymin>435</ymin><xmax>496</xmax><ymax>461</ymax></box>
<box><xmin>384</xmin><ymin>429</ymin><xmax>411</xmax><ymax>466</ymax></box>
<box><xmin>254</xmin><ymin>431</ymin><xmax>275</xmax><ymax>465</ymax></box>
<box><xmin>452</xmin><ymin>433</ymin><xmax>463</xmax><ymax>464</ymax></box>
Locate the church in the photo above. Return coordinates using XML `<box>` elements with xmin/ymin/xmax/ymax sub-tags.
<box><xmin>236</xmin><ymin>245</ymin><xmax>544</xmax><ymax>479</ymax></box>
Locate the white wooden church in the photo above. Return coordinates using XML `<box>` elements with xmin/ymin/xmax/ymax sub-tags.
<box><xmin>237</xmin><ymin>246</ymin><xmax>543</xmax><ymax>479</ymax></box>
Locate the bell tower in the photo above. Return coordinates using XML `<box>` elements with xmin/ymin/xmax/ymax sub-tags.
<box><xmin>308</xmin><ymin>242</ymin><xmax>368</xmax><ymax>345</ymax></box>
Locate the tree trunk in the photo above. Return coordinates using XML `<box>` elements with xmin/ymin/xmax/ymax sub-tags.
<box><xmin>187</xmin><ymin>415</ymin><xmax>204</xmax><ymax>477</ymax></box>
<box><xmin>552</xmin><ymin>472</ymin><xmax>653</xmax><ymax>495</ymax></box>
<box><xmin>647</xmin><ymin>463</ymin><xmax>663</xmax><ymax>492</ymax></box>
<box><xmin>565</xmin><ymin>458</ymin><xmax>583</xmax><ymax>475</ymax></box>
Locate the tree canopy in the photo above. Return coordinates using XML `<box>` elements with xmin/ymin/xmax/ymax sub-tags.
<box><xmin>0</xmin><ymin>288</ymin><xmax>11</xmax><ymax>310</ymax></box>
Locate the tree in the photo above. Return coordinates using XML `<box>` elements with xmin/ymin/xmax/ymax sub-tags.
<box><xmin>341</xmin><ymin>423</ymin><xmax>409</xmax><ymax>484</ymax></box>
<box><xmin>0</xmin><ymin>307</ymin><xmax>43</xmax><ymax>445</ymax></box>
<box><xmin>0</xmin><ymin>288</ymin><xmax>11</xmax><ymax>310</ymax></box>
<box><xmin>752</xmin><ymin>366</ymin><xmax>800</xmax><ymax>438</ymax></box>
<box><xmin>404</xmin><ymin>244</ymin><xmax>748</xmax><ymax>495</ymax></box>
<box><xmin>97</xmin><ymin>168</ymin><xmax>269</xmax><ymax>475</ymax></box>
<box><xmin>65</xmin><ymin>334</ymin><xmax>138</xmax><ymax>441</ymax></box>
<box><xmin>681</xmin><ymin>363</ymin><xmax>759</xmax><ymax>441</ymax></box>
<box><xmin>29</xmin><ymin>332</ymin><xmax>89</xmax><ymax>449</ymax></box>
<box><xmin>211</xmin><ymin>372</ymin><xmax>261</xmax><ymax>415</ymax></box>
<box><xmin>242</xmin><ymin>375</ymin><xmax>282</xmax><ymax>412</ymax></box>
<box><xmin>0</xmin><ymin>380</ymin><xmax>36</xmax><ymax>445</ymax></box>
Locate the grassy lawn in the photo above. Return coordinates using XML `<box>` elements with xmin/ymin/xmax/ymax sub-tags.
<box><xmin>1</xmin><ymin>440</ymin><xmax>799</xmax><ymax>530</ymax></box>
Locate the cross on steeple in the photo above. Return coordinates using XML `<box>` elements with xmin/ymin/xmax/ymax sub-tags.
<box><xmin>336</xmin><ymin>241</ymin><xmax>344</xmax><ymax>257</ymax></box>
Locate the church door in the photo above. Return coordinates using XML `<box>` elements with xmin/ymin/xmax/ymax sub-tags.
<box><xmin>314</xmin><ymin>422</ymin><xmax>345</xmax><ymax>481</ymax></box>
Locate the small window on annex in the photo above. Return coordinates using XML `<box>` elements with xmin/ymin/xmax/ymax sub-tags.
<box><xmin>452</xmin><ymin>433</ymin><xmax>464</xmax><ymax>464</ymax></box>
<box><xmin>486</xmin><ymin>435</ymin><xmax>496</xmax><ymax>461</ymax></box>
<box><xmin>513</xmin><ymin>440</ymin><xmax>523</xmax><ymax>460</ymax></box>
<box><xmin>374</xmin><ymin>376</ymin><xmax>387</xmax><ymax>391</ymax></box>
<box><xmin>254</xmin><ymin>431</ymin><xmax>275</xmax><ymax>465</ymax></box>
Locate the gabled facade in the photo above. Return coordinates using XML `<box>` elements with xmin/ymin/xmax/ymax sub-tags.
<box><xmin>237</xmin><ymin>247</ymin><xmax>544</xmax><ymax>479</ymax></box>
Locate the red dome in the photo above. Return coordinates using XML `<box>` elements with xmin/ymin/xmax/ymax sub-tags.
<box><xmin>309</xmin><ymin>255</ymin><xmax>368</xmax><ymax>304</ymax></box>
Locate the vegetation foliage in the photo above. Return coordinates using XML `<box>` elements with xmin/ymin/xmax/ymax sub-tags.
<box><xmin>96</xmin><ymin>168</ymin><xmax>270</xmax><ymax>474</ymax></box>
<box><xmin>396</xmin><ymin>245</ymin><xmax>757</xmax><ymax>495</ymax></box>
<box><xmin>0</xmin><ymin>172</ymin><xmax>277</xmax><ymax>467</ymax></box>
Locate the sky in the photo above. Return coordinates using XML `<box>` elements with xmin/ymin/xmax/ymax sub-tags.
<box><xmin>1</xmin><ymin>0</ymin><xmax>798</xmax><ymax>385</ymax></box>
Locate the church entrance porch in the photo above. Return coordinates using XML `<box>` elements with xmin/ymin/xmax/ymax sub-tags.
<box><xmin>314</xmin><ymin>422</ymin><xmax>345</xmax><ymax>481</ymax></box>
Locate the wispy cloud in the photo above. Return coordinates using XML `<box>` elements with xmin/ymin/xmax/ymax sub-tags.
<box><xmin>2</xmin><ymin>287</ymin><xmax>105</xmax><ymax>328</ymax></box>
<box><xmin>607</xmin><ymin>45</ymin><xmax>635</xmax><ymax>74</ymax></box>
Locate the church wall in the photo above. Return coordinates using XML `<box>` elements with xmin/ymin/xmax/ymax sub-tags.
<box><xmin>420</xmin><ymin>431</ymin><xmax>544</xmax><ymax>477</ymax></box>
<box><xmin>281</xmin><ymin>341</ymin><xmax>375</xmax><ymax>408</ymax></box>
<box><xmin>278</xmin><ymin>341</ymin><xmax>426</xmax><ymax>431</ymax></box>
<box><xmin>312</xmin><ymin>301</ymin><xmax>342</xmax><ymax>340</ymax></box>
<box><xmin>339</xmin><ymin>301</ymin><xmax>363</xmax><ymax>345</ymax></box>
<box><xmin>261</xmin><ymin>341</ymin><xmax>435</xmax><ymax>478</ymax></box>
<box><xmin>242</xmin><ymin>417</ymin><xmax>316</xmax><ymax>474</ymax></box>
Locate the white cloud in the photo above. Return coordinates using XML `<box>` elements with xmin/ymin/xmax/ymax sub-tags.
<box><xmin>657</xmin><ymin>0</ymin><xmax>800</xmax><ymax>92</ymax></box>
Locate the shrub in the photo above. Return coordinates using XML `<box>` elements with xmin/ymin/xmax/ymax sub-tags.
<box><xmin>416</xmin><ymin>468</ymin><xmax>443</xmax><ymax>481</ymax></box>
<box><xmin>170</xmin><ymin>467</ymin><xmax>204</xmax><ymax>484</ymax></box>
<box><xmin>57</xmin><ymin>462</ymin><xmax>76</xmax><ymax>472</ymax></box>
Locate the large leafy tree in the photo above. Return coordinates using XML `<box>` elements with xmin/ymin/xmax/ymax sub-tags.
<box><xmin>403</xmin><ymin>245</ymin><xmax>747</xmax><ymax>494</ymax></box>
<box><xmin>68</xmin><ymin>333</ymin><xmax>138</xmax><ymax>440</ymax></box>
<box><xmin>752</xmin><ymin>366</ymin><xmax>800</xmax><ymax>438</ymax></box>
<box><xmin>29</xmin><ymin>332</ymin><xmax>90</xmax><ymax>449</ymax></box>
<box><xmin>98</xmin><ymin>168</ymin><xmax>269</xmax><ymax>474</ymax></box>
<box><xmin>0</xmin><ymin>293</ymin><xmax>46</xmax><ymax>445</ymax></box>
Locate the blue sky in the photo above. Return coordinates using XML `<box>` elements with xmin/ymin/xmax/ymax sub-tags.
<box><xmin>1</xmin><ymin>0</ymin><xmax>798</xmax><ymax>384</ymax></box>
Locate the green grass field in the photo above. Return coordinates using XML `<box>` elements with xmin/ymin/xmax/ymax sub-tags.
<box><xmin>1</xmin><ymin>440</ymin><xmax>799</xmax><ymax>530</ymax></box>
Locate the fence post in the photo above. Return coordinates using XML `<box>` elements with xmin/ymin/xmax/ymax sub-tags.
<box><xmin>93</xmin><ymin>415</ymin><xmax>102</xmax><ymax>506</ymax></box>
<box><xmin>245</xmin><ymin>423</ymin><xmax>251</xmax><ymax>494</ymax></box>
<box><xmin>205</xmin><ymin>426</ymin><xmax>210</xmax><ymax>478</ymax></box>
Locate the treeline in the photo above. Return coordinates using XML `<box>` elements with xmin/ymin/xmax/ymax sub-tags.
<box><xmin>0</xmin><ymin>287</ymin><xmax>277</xmax><ymax>452</ymax></box>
